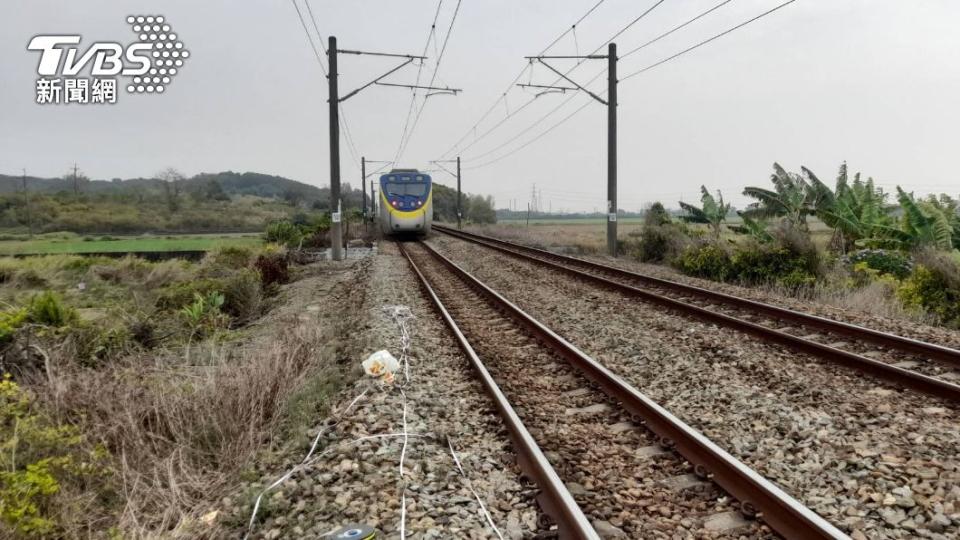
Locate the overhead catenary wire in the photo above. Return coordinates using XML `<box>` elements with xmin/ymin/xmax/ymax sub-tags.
<box><xmin>463</xmin><ymin>0</ymin><xmax>801</xmax><ymax>171</ymax></box>
<box><xmin>293</xmin><ymin>0</ymin><xmax>361</xmax><ymax>170</ymax></box>
<box><xmin>392</xmin><ymin>0</ymin><xmax>445</xmax><ymax>165</ymax></box>
<box><xmin>443</xmin><ymin>0</ymin><xmax>668</xmax><ymax>161</ymax></box>
<box><xmin>437</xmin><ymin>0</ymin><xmax>611</xmax><ymax>159</ymax></box>
<box><xmin>304</xmin><ymin>0</ymin><xmax>362</xmax><ymax>168</ymax></box>
<box><xmin>395</xmin><ymin>0</ymin><xmax>464</xmax><ymax>163</ymax></box>
<box><xmin>622</xmin><ymin>0</ymin><xmax>799</xmax><ymax>80</ymax></box>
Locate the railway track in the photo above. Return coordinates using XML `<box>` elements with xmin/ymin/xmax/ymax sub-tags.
<box><xmin>433</xmin><ymin>224</ymin><xmax>960</xmax><ymax>403</ymax></box>
<box><xmin>398</xmin><ymin>240</ymin><xmax>847</xmax><ymax>539</ymax></box>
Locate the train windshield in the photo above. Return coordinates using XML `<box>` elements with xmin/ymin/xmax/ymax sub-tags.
<box><xmin>385</xmin><ymin>182</ymin><xmax>428</xmax><ymax>197</ymax></box>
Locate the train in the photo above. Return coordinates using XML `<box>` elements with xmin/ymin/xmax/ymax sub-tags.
<box><xmin>379</xmin><ymin>169</ymin><xmax>433</xmax><ymax>236</ymax></box>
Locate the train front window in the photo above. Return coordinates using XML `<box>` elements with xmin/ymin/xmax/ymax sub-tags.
<box><xmin>385</xmin><ymin>182</ymin><xmax>428</xmax><ymax>197</ymax></box>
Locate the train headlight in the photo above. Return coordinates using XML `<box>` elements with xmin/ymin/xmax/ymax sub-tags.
<box><xmin>391</xmin><ymin>200</ymin><xmax>398</xmax><ymax>207</ymax></box>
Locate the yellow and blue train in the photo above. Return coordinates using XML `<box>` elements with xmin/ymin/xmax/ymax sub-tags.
<box><xmin>379</xmin><ymin>169</ymin><xmax>432</xmax><ymax>236</ymax></box>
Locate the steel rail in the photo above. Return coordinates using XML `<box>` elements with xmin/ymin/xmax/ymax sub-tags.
<box><xmin>397</xmin><ymin>242</ymin><xmax>600</xmax><ymax>539</ymax></box>
<box><xmin>410</xmin><ymin>240</ymin><xmax>848</xmax><ymax>540</ymax></box>
<box><xmin>434</xmin><ymin>224</ymin><xmax>960</xmax><ymax>367</ymax></box>
<box><xmin>433</xmin><ymin>225</ymin><xmax>960</xmax><ymax>402</ymax></box>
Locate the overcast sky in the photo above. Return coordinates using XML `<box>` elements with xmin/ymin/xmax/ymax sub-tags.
<box><xmin>2</xmin><ymin>0</ymin><xmax>958</xmax><ymax>211</ymax></box>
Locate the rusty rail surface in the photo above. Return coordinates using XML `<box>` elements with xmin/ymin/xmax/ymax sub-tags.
<box><xmin>434</xmin><ymin>225</ymin><xmax>960</xmax><ymax>402</ymax></box>
<box><xmin>397</xmin><ymin>242</ymin><xmax>600</xmax><ymax>540</ymax></box>
<box><xmin>404</xmin><ymin>240</ymin><xmax>849</xmax><ymax>540</ymax></box>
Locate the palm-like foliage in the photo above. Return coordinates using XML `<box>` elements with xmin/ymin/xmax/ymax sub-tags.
<box><xmin>806</xmin><ymin>163</ymin><xmax>893</xmax><ymax>251</ymax></box>
<box><xmin>741</xmin><ymin>163</ymin><xmax>816</xmax><ymax>228</ymax></box>
<box><xmin>728</xmin><ymin>212</ymin><xmax>774</xmax><ymax>243</ymax></box>
<box><xmin>679</xmin><ymin>186</ymin><xmax>731</xmax><ymax>239</ymax></box>
<box><xmin>884</xmin><ymin>188</ymin><xmax>955</xmax><ymax>250</ymax></box>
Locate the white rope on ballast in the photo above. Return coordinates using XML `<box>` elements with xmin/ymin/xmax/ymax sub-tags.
<box><xmin>447</xmin><ymin>436</ymin><xmax>506</xmax><ymax>540</ymax></box>
<box><xmin>383</xmin><ymin>305</ymin><xmax>415</xmax><ymax>385</ymax></box>
<box><xmin>243</xmin><ymin>388</ymin><xmax>368</xmax><ymax>538</ymax></box>
<box><xmin>244</xmin><ymin>430</ymin><xmax>433</xmax><ymax>539</ymax></box>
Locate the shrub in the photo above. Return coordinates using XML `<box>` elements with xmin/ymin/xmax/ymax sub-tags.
<box><xmin>180</xmin><ymin>292</ymin><xmax>228</xmax><ymax>337</ymax></box>
<box><xmin>223</xmin><ymin>269</ymin><xmax>263</xmax><ymax>324</ymax></box>
<box><xmin>634</xmin><ymin>224</ymin><xmax>688</xmax><ymax>263</ymax></box>
<box><xmin>897</xmin><ymin>250</ymin><xmax>960</xmax><ymax>326</ymax></box>
<box><xmin>844</xmin><ymin>249</ymin><xmax>912</xmax><ymax>279</ymax></box>
<box><xmin>673</xmin><ymin>243</ymin><xmax>735</xmax><ymax>281</ymax></box>
<box><xmin>0</xmin><ymin>375</ymin><xmax>110</xmax><ymax>537</ymax></box>
<box><xmin>209</xmin><ymin>245</ymin><xmax>254</xmax><ymax>270</ymax></box>
<box><xmin>732</xmin><ymin>243</ymin><xmax>818</xmax><ymax>289</ymax></box>
<box><xmin>254</xmin><ymin>253</ymin><xmax>289</xmax><ymax>289</ymax></box>
<box><xmin>155</xmin><ymin>278</ymin><xmax>226</xmax><ymax>311</ymax></box>
<box><xmin>264</xmin><ymin>220</ymin><xmax>302</xmax><ymax>248</ymax></box>
<box><xmin>0</xmin><ymin>309</ymin><xmax>28</xmax><ymax>344</ymax></box>
<box><xmin>65</xmin><ymin>325</ymin><xmax>133</xmax><ymax>366</ymax></box>
<box><xmin>26</xmin><ymin>292</ymin><xmax>77</xmax><ymax>327</ymax></box>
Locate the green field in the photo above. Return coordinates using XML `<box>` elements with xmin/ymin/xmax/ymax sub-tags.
<box><xmin>497</xmin><ymin>217</ymin><xmax>648</xmax><ymax>225</ymax></box>
<box><xmin>0</xmin><ymin>233</ymin><xmax>263</xmax><ymax>255</ymax></box>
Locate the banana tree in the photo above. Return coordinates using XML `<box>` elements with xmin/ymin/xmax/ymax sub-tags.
<box><xmin>805</xmin><ymin>163</ymin><xmax>893</xmax><ymax>252</ymax></box>
<box><xmin>883</xmin><ymin>188</ymin><xmax>955</xmax><ymax>250</ymax></box>
<box><xmin>679</xmin><ymin>186</ymin><xmax>732</xmax><ymax>240</ymax></box>
<box><xmin>728</xmin><ymin>212</ymin><xmax>774</xmax><ymax>243</ymax></box>
<box><xmin>742</xmin><ymin>163</ymin><xmax>816</xmax><ymax>229</ymax></box>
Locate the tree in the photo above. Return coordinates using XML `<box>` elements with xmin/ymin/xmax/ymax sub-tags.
<box><xmin>643</xmin><ymin>202</ymin><xmax>672</xmax><ymax>227</ymax></box>
<box><xmin>157</xmin><ymin>167</ymin><xmax>185</xmax><ymax>212</ymax></box>
<box><xmin>886</xmin><ymin>187</ymin><xmax>955</xmax><ymax>250</ymax></box>
<box><xmin>63</xmin><ymin>165</ymin><xmax>89</xmax><ymax>196</ymax></box>
<box><xmin>728</xmin><ymin>213</ymin><xmax>774</xmax><ymax>243</ymax></box>
<box><xmin>805</xmin><ymin>163</ymin><xmax>893</xmax><ymax>252</ymax></box>
<box><xmin>742</xmin><ymin>163</ymin><xmax>816</xmax><ymax>229</ymax></box>
<box><xmin>679</xmin><ymin>186</ymin><xmax>731</xmax><ymax>240</ymax></box>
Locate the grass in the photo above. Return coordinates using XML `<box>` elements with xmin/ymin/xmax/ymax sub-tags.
<box><xmin>474</xmin><ymin>217</ymin><xmax>834</xmax><ymax>252</ymax></box>
<box><xmin>0</xmin><ymin>233</ymin><xmax>263</xmax><ymax>255</ymax></box>
<box><xmin>497</xmin><ymin>217</ymin><xmax>647</xmax><ymax>225</ymax></box>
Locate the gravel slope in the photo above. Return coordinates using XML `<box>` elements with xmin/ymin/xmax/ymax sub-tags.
<box><xmin>430</xmin><ymin>235</ymin><xmax>960</xmax><ymax>540</ymax></box>
<box><xmin>237</xmin><ymin>243</ymin><xmax>538</xmax><ymax>539</ymax></box>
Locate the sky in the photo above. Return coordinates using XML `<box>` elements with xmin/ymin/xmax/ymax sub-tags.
<box><xmin>1</xmin><ymin>0</ymin><xmax>959</xmax><ymax>212</ymax></box>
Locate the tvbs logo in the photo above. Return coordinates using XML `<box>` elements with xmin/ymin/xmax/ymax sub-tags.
<box><xmin>27</xmin><ymin>15</ymin><xmax>189</xmax><ymax>105</ymax></box>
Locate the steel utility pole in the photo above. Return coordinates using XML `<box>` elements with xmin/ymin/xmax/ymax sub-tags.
<box><xmin>325</xmin><ymin>36</ymin><xmax>460</xmax><ymax>260</ymax></box>
<box><xmin>430</xmin><ymin>158</ymin><xmax>462</xmax><ymax>229</ymax></box>
<box><xmin>607</xmin><ymin>43</ymin><xmax>618</xmax><ymax>257</ymax></box>
<box><xmin>523</xmin><ymin>43</ymin><xmax>618</xmax><ymax>256</ymax></box>
<box><xmin>361</xmin><ymin>156</ymin><xmax>366</xmax><ymax>219</ymax></box>
<box><xmin>457</xmin><ymin>156</ymin><xmax>462</xmax><ymax>230</ymax></box>
<box><xmin>327</xmin><ymin>36</ymin><xmax>343</xmax><ymax>261</ymax></box>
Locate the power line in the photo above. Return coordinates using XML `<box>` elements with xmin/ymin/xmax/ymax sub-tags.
<box><xmin>291</xmin><ymin>0</ymin><xmax>325</xmax><ymax>74</ymax></box>
<box><xmin>441</xmin><ymin>0</ymin><xmax>667</xmax><ymax>160</ymax></box>
<box><xmin>392</xmin><ymin>0</ymin><xmax>444</xmax><ymax>164</ymax></box>
<box><xmin>462</xmin><ymin>0</ymin><xmax>799</xmax><ymax>172</ymax></box>
<box><xmin>620</xmin><ymin>0</ymin><xmax>736</xmax><ymax>59</ymax></box>
<box><xmin>464</xmin><ymin>68</ymin><xmax>606</xmax><ymax>162</ymax></box>
<box><xmin>622</xmin><ymin>0</ymin><xmax>799</xmax><ymax>80</ymax></box>
<box><xmin>395</xmin><ymin>0</ymin><xmax>464</xmax><ymax>163</ymax></box>
<box><xmin>463</xmin><ymin>97</ymin><xmax>593</xmax><ymax>170</ymax></box>
<box><xmin>301</xmin><ymin>0</ymin><xmax>361</xmax><ymax>168</ymax></box>
<box><xmin>437</xmin><ymin>0</ymin><xmax>611</xmax><ymax>159</ymax></box>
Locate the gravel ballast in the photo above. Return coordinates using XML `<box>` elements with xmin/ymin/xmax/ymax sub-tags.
<box><xmin>430</xmin><ymin>234</ymin><xmax>960</xmax><ymax>539</ymax></box>
<box><xmin>237</xmin><ymin>242</ymin><xmax>538</xmax><ymax>539</ymax></box>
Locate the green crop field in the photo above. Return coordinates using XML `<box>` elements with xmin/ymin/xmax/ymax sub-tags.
<box><xmin>0</xmin><ymin>233</ymin><xmax>263</xmax><ymax>255</ymax></box>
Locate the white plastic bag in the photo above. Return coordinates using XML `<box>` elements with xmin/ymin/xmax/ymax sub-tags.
<box><xmin>362</xmin><ymin>350</ymin><xmax>400</xmax><ymax>378</ymax></box>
